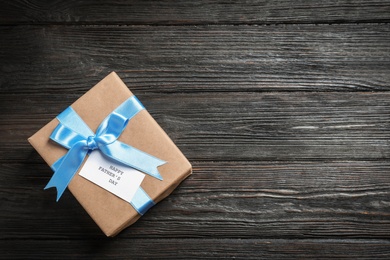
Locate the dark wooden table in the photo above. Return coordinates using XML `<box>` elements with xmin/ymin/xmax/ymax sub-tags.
<box><xmin>1</xmin><ymin>1</ymin><xmax>390</xmax><ymax>259</ymax></box>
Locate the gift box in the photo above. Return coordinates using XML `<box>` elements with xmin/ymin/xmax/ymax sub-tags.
<box><xmin>28</xmin><ymin>72</ymin><xmax>192</xmax><ymax>236</ymax></box>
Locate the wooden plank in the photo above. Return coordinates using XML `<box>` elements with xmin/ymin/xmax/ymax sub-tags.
<box><xmin>0</xmin><ymin>24</ymin><xmax>389</xmax><ymax>94</ymax></box>
<box><xmin>1</xmin><ymin>1</ymin><xmax>390</xmax><ymax>25</ymax></box>
<box><xmin>1</xmin><ymin>161</ymin><xmax>389</xmax><ymax>238</ymax></box>
<box><xmin>2</xmin><ymin>238</ymin><xmax>390</xmax><ymax>259</ymax></box>
<box><xmin>1</xmin><ymin>92</ymin><xmax>389</xmax><ymax>162</ymax></box>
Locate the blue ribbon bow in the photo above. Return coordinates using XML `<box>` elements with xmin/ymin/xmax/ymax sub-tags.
<box><xmin>45</xmin><ymin>96</ymin><xmax>166</xmax><ymax>213</ymax></box>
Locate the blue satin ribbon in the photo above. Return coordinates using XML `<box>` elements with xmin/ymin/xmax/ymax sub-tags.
<box><xmin>50</xmin><ymin>157</ymin><xmax>155</xmax><ymax>215</ymax></box>
<box><xmin>45</xmin><ymin>95</ymin><xmax>165</xmax><ymax>215</ymax></box>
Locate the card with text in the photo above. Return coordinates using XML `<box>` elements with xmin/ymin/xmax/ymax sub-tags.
<box><xmin>79</xmin><ymin>151</ymin><xmax>145</xmax><ymax>204</ymax></box>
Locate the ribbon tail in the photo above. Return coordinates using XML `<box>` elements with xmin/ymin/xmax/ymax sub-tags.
<box><xmin>45</xmin><ymin>141</ymin><xmax>89</xmax><ymax>201</ymax></box>
<box><xmin>44</xmin><ymin>173</ymin><xmax>68</xmax><ymax>202</ymax></box>
<box><xmin>101</xmin><ymin>141</ymin><xmax>166</xmax><ymax>180</ymax></box>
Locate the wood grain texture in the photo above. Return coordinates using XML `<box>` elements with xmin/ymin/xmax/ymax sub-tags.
<box><xmin>0</xmin><ymin>0</ymin><xmax>390</xmax><ymax>25</ymax></box>
<box><xmin>0</xmin><ymin>24</ymin><xmax>389</xmax><ymax>94</ymax></box>
<box><xmin>1</xmin><ymin>161</ymin><xmax>389</xmax><ymax>239</ymax></box>
<box><xmin>1</xmin><ymin>1</ymin><xmax>390</xmax><ymax>258</ymax></box>
<box><xmin>1</xmin><ymin>92</ymin><xmax>389</xmax><ymax>162</ymax></box>
<box><xmin>1</xmin><ymin>239</ymin><xmax>390</xmax><ymax>259</ymax></box>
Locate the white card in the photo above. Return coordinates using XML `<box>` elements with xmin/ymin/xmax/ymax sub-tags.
<box><xmin>78</xmin><ymin>150</ymin><xmax>145</xmax><ymax>204</ymax></box>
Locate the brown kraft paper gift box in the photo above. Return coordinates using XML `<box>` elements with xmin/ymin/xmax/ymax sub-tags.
<box><xmin>28</xmin><ymin>72</ymin><xmax>192</xmax><ymax>236</ymax></box>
